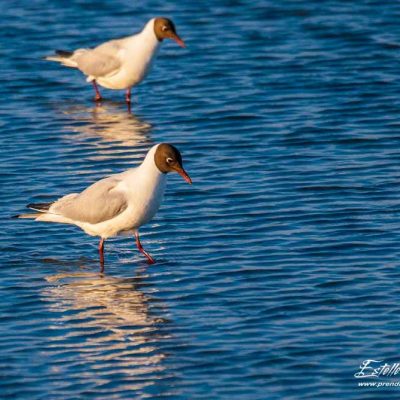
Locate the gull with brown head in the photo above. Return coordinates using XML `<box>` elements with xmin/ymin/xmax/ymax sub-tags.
<box><xmin>45</xmin><ymin>18</ymin><xmax>185</xmax><ymax>106</ymax></box>
<box><xmin>14</xmin><ymin>144</ymin><xmax>192</xmax><ymax>270</ymax></box>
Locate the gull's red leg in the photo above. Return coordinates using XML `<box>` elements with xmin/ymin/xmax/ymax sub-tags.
<box><xmin>134</xmin><ymin>231</ymin><xmax>155</xmax><ymax>264</ymax></box>
<box><xmin>92</xmin><ymin>80</ymin><xmax>102</xmax><ymax>102</ymax></box>
<box><xmin>125</xmin><ymin>88</ymin><xmax>132</xmax><ymax>113</ymax></box>
<box><xmin>125</xmin><ymin>87</ymin><xmax>132</xmax><ymax>104</ymax></box>
<box><xmin>98</xmin><ymin>238</ymin><xmax>105</xmax><ymax>272</ymax></box>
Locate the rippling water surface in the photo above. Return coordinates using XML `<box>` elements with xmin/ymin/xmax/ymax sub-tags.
<box><xmin>2</xmin><ymin>1</ymin><xmax>400</xmax><ymax>399</ymax></box>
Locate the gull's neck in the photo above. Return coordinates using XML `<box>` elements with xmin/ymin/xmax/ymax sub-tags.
<box><xmin>141</xmin><ymin>18</ymin><xmax>157</xmax><ymax>38</ymax></box>
<box><xmin>139</xmin><ymin>144</ymin><xmax>162</xmax><ymax>173</ymax></box>
<box><xmin>124</xmin><ymin>144</ymin><xmax>166</xmax><ymax>190</ymax></box>
<box><xmin>127</xmin><ymin>18</ymin><xmax>160</xmax><ymax>51</ymax></box>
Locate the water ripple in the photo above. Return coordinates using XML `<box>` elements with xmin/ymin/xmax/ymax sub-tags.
<box><xmin>2</xmin><ymin>0</ymin><xmax>400</xmax><ymax>399</ymax></box>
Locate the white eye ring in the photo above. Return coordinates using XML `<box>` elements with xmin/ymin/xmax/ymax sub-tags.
<box><xmin>166</xmin><ymin>157</ymin><xmax>173</xmax><ymax>163</ymax></box>
<box><xmin>162</xmin><ymin>25</ymin><xmax>168</xmax><ymax>32</ymax></box>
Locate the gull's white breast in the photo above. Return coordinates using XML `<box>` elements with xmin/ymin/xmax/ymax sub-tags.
<box><xmin>97</xmin><ymin>24</ymin><xmax>160</xmax><ymax>90</ymax></box>
<box><xmin>78</xmin><ymin>159</ymin><xmax>167</xmax><ymax>239</ymax></box>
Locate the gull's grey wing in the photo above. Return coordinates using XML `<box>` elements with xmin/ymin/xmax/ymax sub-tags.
<box><xmin>51</xmin><ymin>176</ymin><xmax>128</xmax><ymax>224</ymax></box>
<box><xmin>75</xmin><ymin>40</ymin><xmax>124</xmax><ymax>78</ymax></box>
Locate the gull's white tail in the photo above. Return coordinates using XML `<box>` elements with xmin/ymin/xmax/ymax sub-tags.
<box><xmin>14</xmin><ymin>213</ymin><xmax>40</xmax><ymax>219</ymax></box>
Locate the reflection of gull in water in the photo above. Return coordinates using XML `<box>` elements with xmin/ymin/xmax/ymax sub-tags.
<box><xmin>44</xmin><ymin>271</ymin><xmax>159</xmax><ymax>325</ymax></box>
<box><xmin>62</xmin><ymin>102</ymin><xmax>153</xmax><ymax>147</ymax></box>
<box><xmin>42</xmin><ymin>271</ymin><xmax>169</xmax><ymax>388</ymax></box>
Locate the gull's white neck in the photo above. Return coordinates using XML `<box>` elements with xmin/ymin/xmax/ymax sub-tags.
<box><xmin>125</xmin><ymin>144</ymin><xmax>167</xmax><ymax>195</ymax></box>
<box><xmin>127</xmin><ymin>18</ymin><xmax>160</xmax><ymax>53</ymax></box>
<box><xmin>124</xmin><ymin>145</ymin><xmax>167</xmax><ymax>226</ymax></box>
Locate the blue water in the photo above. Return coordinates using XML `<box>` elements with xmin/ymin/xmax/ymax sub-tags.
<box><xmin>2</xmin><ymin>0</ymin><xmax>400</xmax><ymax>399</ymax></box>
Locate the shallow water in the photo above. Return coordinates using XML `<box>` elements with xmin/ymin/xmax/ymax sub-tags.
<box><xmin>2</xmin><ymin>0</ymin><xmax>400</xmax><ymax>399</ymax></box>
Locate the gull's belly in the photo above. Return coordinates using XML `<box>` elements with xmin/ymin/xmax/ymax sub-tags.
<box><xmin>97</xmin><ymin>56</ymin><xmax>154</xmax><ymax>90</ymax></box>
<box><xmin>81</xmin><ymin>195</ymin><xmax>163</xmax><ymax>239</ymax></box>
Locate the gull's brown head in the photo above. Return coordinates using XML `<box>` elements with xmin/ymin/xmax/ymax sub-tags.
<box><xmin>154</xmin><ymin>143</ymin><xmax>191</xmax><ymax>184</ymax></box>
<box><xmin>154</xmin><ymin>17</ymin><xmax>185</xmax><ymax>48</ymax></box>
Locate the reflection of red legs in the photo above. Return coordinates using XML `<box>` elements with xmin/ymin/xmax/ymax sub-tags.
<box><xmin>134</xmin><ymin>231</ymin><xmax>155</xmax><ymax>264</ymax></box>
<box><xmin>98</xmin><ymin>238</ymin><xmax>105</xmax><ymax>272</ymax></box>
<box><xmin>92</xmin><ymin>80</ymin><xmax>102</xmax><ymax>101</ymax></box>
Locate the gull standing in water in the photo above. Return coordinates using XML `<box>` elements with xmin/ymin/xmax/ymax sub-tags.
<box><xmin>15</xmin><ymin>144</ymin><xmax>192</xmax><ymax>271</ymax></box>
<box><xmin>45</xmin><ymin>17</ymin><xmax>185</xmax><ymax>105</ymax></box>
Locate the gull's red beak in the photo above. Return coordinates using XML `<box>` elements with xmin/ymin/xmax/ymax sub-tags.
<box><xmin>175</xmin><ymin>166</ymin><xmax>192</xmax><ymax>184</ymax></box>
<box><xmin>171</xmin><ymin>34</ymin><xmax>186</xmax><ymax>48</ymax></box>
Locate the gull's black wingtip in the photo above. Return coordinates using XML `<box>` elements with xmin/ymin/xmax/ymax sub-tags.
<box><xmin>55</xmin><ymin>50</ymin><xmax>73</xmax><ymax>57</ymax></box>
<box><xmin>27</xmin><ymin>202</ymin><xmax>52</xmax><ymax>212</ymax></box>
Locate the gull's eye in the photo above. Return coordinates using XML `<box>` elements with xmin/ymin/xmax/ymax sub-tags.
<box><xmin>166</xmin><ymin>157</ymin><xmax>174</xmax><ymax>164</ymax></box>
<box><xmin>162</xmin><ymin>25</ymin><xmax>169</xmax><ymax>32</ymax></box>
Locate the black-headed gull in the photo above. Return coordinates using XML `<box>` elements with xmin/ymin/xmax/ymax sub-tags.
<box><xmin>45</xmin><ymin>18</ymin><xmax>185</xmax><ymax>104</ymax></box>
<box><xmin>15</xmin><ymin>144</ymin><xmax>191</xmax><ymax>270</ymax></box>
